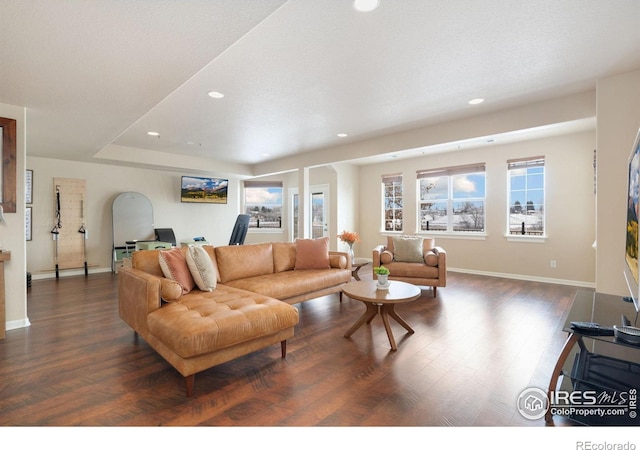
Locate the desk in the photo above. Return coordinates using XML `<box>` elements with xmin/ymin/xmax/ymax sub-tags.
<box><xmin>0</xmin><ymin>251</ymin><xmax>10</xmax><ymax>339</ymax></box>
<box><xmin>181</xmin><ymin>241</ymin><xmax>210</xmax><ymax>247</ymax></box>
<box><xmin>546</xmin><ymin>290</ymin><xmax>640</xmax><ymax>425</ymax></box>
<box><xmin>135</xmin><ymin>241</ymin><xmax>172</xmax><ymax>251</ymax></box>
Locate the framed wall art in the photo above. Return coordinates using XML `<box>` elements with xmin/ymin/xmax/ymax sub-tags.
<box><xmin>25</xmin><ymin>206</ymin><xmax>32</xmax><ymax>241</ymax></box>
<box><xmin>180</xmin><ymin>176</ymin><xmax>228</xmax><ymax>204</ymax></box>
<box><xmin>26</xmin><ymin>169</ymin><xmax>33</xmax><ymax>204</ymax></box>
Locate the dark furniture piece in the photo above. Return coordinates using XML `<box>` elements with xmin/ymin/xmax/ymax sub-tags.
<box><xmin>547</xmin><ymin>290</ymin><xmax>640</xmax><ymax>426</ymax></box>
<box><xmin>229</xmin><ymin>214</ymin><xmax>250</xmax><ymax>245</ymax></box>
<box><xmin>351</xmin><ymin>258</ymin><xmax>370</xmax><ymax>281</ymax></box>
<box><xmin>154</xmin><ymin>228</ymin><xmax>177</xmax><ymax>247</ymax></box>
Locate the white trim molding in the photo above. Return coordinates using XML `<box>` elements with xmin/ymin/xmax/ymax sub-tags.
<box><xmin>448</xmin><ymin>267</ymin><xmax>595</xmax><ymax>289</ymax></box>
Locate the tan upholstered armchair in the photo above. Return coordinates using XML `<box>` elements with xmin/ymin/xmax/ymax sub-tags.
<box><xmin>372</xmin><ymin>236</ymin><xmax>446</xmax><ymax>297</ymax></box>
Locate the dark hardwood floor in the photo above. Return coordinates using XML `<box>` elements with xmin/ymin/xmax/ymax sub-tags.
<box><xmin>0</xmin><ymin>268</ymin><xmax>580</xmax><ymax>427</ymax></box>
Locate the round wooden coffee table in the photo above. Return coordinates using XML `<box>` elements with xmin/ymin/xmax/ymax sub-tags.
<box><xmin>342</xmin><ymin>280</ymin><xmax>421</xmax><ymax>351</ymax></box>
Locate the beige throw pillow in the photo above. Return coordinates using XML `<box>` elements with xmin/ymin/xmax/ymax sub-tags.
<box><xmin>392</xmin><ymin>236</ymin><xmax>424</xmax><ymax>263</ymax></box>
<box><xmin>186</xmin><ymin>245</ymin><xmax>217</xmax><ymax>292</ymax></box>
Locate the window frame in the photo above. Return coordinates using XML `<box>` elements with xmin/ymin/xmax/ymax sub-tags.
<box><xmin>243</xmin><ymin>180</ymin><xmax>284</xmax><ymax>231</ymax></box>
<box><xmin>416</xmin><ymin>163</ymin><xmax>487</xmax><ymax>235</ymax></box>
<box><xmin>506</xmin><ymin>156</ymin><xmax>546</xmax><ymax>241</ymax></box>
<box><xmin>381</xmin><ymin>173</ymin><xmax>403</xmax><ymax>233</ymax></box>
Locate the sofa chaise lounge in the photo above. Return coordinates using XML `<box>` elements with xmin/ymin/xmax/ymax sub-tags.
<box><xmin>118</xmin><ymin>240</ymin><xmax>351</xmax><ymax>396</ymax></box>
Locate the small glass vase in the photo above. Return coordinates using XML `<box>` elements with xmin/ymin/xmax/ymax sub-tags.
<box><xmin>347</xmin><ymin>243</ymin><xmax>355</xmax><ymax>264</ymax></box>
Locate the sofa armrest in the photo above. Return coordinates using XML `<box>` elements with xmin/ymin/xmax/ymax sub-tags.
<box><xmin>118</xmin><ymin>267</ymin><xmax>163</xmax><ymax>335</ymax></box>
<box><xmin>372</xmin><ymin>245</ymin><xmax>387</xmax><ymax>267</ymax></box>
<box><xmin>433</xmin><ymin>246</ymin><xmax>447</xmax><ymax>285</ymax></box>
<box><xmin>329</xmin><ymin>251</ymin><xmax>351</xmax><ymax>270</ymax></box>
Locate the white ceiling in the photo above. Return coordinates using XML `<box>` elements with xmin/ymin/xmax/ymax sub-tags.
<box><xmin>2</xmin><ymin>0</ymin><xmax>640</xmax><ymax>177</ymax></box>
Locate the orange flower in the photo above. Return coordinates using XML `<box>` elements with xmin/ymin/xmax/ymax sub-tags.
<box><xmin>338</xmin><ymin>230</ymin><xmax>360</xmax><ymax>245</ymax></box>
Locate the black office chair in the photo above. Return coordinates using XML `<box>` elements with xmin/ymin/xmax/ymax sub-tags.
<box><xmin>155</xmin><ymin>228</ymin><xmax>177</xmax><ymax>247</ymax></box>
<box><xmin>229</xmin><ymin>214</ymin><xmax>250</xmax><ymax>245</ymax></box>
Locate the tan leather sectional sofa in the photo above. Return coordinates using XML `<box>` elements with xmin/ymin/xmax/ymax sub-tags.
<box><xmin>118</xmin><ymin>241</ymin><xmax>351</xmax><ymax>396</ymax></box>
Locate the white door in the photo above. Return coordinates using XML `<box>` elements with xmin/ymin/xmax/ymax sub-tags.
<box><xmin>290</xmin><ymin>185</ymin><xmax>329</xmax><ymax>240</ymax></box>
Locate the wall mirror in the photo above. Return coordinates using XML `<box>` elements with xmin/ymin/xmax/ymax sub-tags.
<box><xmin>0</xmin><ymin>117</ymin><xmax>17</xmax><ymax>213</ymax></box>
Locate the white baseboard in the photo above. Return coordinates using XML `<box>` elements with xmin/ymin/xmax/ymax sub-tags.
<box><xmin>31</xmin><ymin>267</ymin><xmax>112</xmax><ymax>280</ymax></box>
<box><xmin>448</xmin><ymin>267</ymin><xmax>596</xmax><ymax>289</ymax></box>
<box><xmin>6</xmin><ymin>317</ymin><xmax>31</xmax><ymax>331</ymax></box>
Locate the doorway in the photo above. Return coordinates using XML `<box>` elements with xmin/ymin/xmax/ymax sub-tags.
<box><xmin>290</xmin><ymin>185</ymin><xmax>329</xmax><ymax>240</ymax></box>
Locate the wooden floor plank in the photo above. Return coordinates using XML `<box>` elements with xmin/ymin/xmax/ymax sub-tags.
<box><xmin>0</xmin><ymin>269</ymin><xmax>580</xmax><ymax>426</ymax></box>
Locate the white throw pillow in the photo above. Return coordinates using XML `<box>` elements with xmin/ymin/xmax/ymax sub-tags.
<box><xmin>186</xmin><ymin>245</ymin><xmax>217</xmax><ymax>292</ymax></box>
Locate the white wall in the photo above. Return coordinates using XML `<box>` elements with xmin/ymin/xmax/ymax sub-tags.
<box><xmin>26</xmin><ymin>157</ymin><xmax>242</xmax><ymax>277</ymax></box>
<box><xmin>596</xmin><ymin>69</ymin><xmax>640</xmax><ymax>295</ymax></box>
<box><xmin>358</xmin><ymin>130</ymin><xmax>597</xmax><ymax>285</ymax></box>
<box><xmin>242</xmin><ymin>164</ymin><xmax>359</xmax><ymax>251</ymax></box>
<box><xmin>6</xmin><ymin>69</ymin><xmax>639</xmax><ymax>334</ymax></box>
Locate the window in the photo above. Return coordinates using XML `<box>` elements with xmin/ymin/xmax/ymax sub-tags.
<box><xmin>382</xmin><ymin>174</ymin><xmax>403</xmax><ymax>231</ymax></box>
<box><xmin>417</xmin><ymin>164</ymin><xmax>486</xmax><ymax>233</ymax></box>
<box><xmin>243</xmin><ymin>180</ymin><xmax>283</xmax><ymax>229</ymax></box>
<box><xmin>507</xmin><ymin>157</ymin><xmax>545</xmax><ymax>236</ymax></box>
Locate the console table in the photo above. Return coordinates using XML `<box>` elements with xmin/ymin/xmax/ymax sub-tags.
<box><xmin>0</xmin><ymin>251</ymin><xmax>11</xmax><ymax>339</ymax></box>
<box><xmin>546</xmin><ymin>290</ymin><xmax>640</xmax><ymax>425</ymax></box>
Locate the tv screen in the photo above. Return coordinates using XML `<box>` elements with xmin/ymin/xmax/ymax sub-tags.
<box><xmin>623</xmin><ymin>128</ymin><xmax>640</xmax><ymax>315</ymax></box>
<box><xmin>181</xmin><ymin>176</ymin><xmax>228</xmax><ymax>204</ymax></box>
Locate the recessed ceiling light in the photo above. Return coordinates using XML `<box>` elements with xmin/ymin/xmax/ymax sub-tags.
<box><xmin>353</xmin><ymin>0</ymin><xmax>380</xmax><ymax>12</ymax></box>
<box><xmin>337</xmin><ymin>133</ymin><xmax>348</xmax><ymax>138</ymax></box>
<box><xmin>147</xmin><ymin>131</ymin><xmax>160</xmax><ymax>137</ymax></box>
<box><xmin>208</xmin><ymin>91</ymin><xmax>224</xmax><ymax>99</ymax></box>
<box><xmin>468</xmin><ymin>98</ymin><xmax>485</xmax><ymax>105</ymax></box>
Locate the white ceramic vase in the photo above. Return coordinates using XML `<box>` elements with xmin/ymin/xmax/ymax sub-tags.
<box><xmin>376</xmin><ymin>274</ymin><xmax>389</xmax><ymax>290</ymax></box>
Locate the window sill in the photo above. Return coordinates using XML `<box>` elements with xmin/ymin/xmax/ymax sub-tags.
<box><xmin>417</xmin><ymin>231</ymin><xmax>487</xmax><ymax>240</ymax></box>
<box><xmin>380</xmin><ymin>230</ymin><xmax>487</xmax><ymax>240</ymax></box>
<box><xmin>248</xmin><ymin>228</ymin><xmax>284</xmax><ymax>234</ymax></box>
<box><xmin>505</xmin><ymin>234</ymin><xmax>547</xmax><ymax>243</ymax></box>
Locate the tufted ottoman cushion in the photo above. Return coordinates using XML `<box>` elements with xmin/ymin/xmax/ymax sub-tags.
<box><xmin>146</xmin><ymin>285</ymin><xmax>299</xmax><ymax>359</ymax></box>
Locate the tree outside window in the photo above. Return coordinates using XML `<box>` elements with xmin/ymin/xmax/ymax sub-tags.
<box><xmin>418</xmin><ymin>164</ymin><xmax>486</xmax><ymax>233</ymax></box>
<box><xmin>382</xmin><ymin>174</ymin><xmax>403</xmax><ymax>231</ymax></box>
<box><xmin>508</xmin><ymin>157</ymin><xmax>545</xmax><ymax>235</ymax></box>
<box><xmin>243</xmin><ymin>181</ymin><xmax>283</xmax><ymax>229</ymax></box>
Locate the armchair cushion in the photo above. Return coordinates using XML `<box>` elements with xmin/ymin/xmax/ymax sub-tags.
<box><xmin>392</xmin><ymin>236</ymin><xmax>424</xmax><ymax>263</ymax></box>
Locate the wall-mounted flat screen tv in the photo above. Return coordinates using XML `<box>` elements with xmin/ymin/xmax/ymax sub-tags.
<box><xmin>623</xmin><ymin>128</ymin><xmax>640</xmax><ymax>315</ymax></box>
<box><xmin>181</xmin><ymin>176</ymin><xmax>228</xmax><ymax>204</ymax></box>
